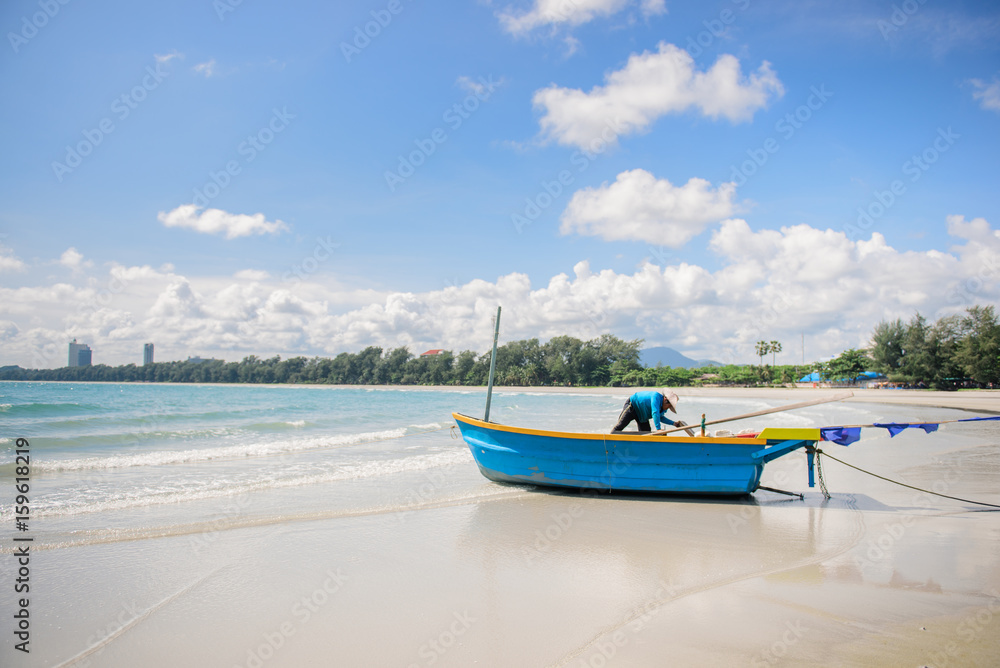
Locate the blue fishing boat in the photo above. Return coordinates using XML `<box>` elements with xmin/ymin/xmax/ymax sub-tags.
<box><xmin>456</xmin><ymin>307</ymin><xmax>840</xmax><ymax>496</ymax></box>
<box><xmin>452</xmin><ymin>412</ymin><xmax>824</xmax><ymax>495</ymax></box>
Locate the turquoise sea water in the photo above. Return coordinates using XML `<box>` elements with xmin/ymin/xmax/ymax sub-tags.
<box><xmin>0</xmin><ymin>383</ymin><xmax>651</xmax><ymax>547</ymax></box>
<box><xmin>1</xmin><ymin>381</ymin><xmax>984</xmax><ymax>548</ymax></box>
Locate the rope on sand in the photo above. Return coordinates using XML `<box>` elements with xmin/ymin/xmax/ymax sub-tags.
<box><xmin>816</xmin><ymin>449</ymin><xmax>1000</xmax><ymax>510</ymax></box>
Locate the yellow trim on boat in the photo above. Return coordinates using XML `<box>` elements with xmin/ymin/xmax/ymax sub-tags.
<box><xmin>452</xmin><ymin>412</ymin><xmax>768</xmax><ymax>445</ymax></box>
<box><xmin>757</xmin><ymin>427</ymin><xmax>822</xmax><ymax>441</ymax></box>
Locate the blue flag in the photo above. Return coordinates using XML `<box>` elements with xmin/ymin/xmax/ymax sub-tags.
<box><xmin>873</xmin><ymin>422</ymin><xmax>940</xmax><ymax>437</ymax></box>
<box><xmin>820</xmin><ymin>426</ymin><xmax>861</xmax><ymax>445</ymax></box>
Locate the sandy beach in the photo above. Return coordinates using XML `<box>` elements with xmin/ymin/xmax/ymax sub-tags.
<box><xmin>5</xmin><ymin>384</ymin><xmax>999</xmax><ymax>667</ymax></box>
<box><xmin>373</xmin><ymin>384</ymin><xmax>1000</xmax><ymax>413</ymax></box>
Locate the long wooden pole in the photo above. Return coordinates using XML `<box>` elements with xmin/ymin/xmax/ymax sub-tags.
<box><xmin>649</xmin><ymin>391</ymin><xmax>854</xmax><ymax>436</ymax></box>
<box><xmin>484</xmin><ymin>306</ymin><xmax>501</xmax><ymax>422</ymax></box>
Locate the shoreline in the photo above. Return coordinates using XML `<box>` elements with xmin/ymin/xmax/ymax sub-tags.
<box><xmin>6</xmin><ymin>379</ymin><xmax>997</xmax><ymax>412</ymax></box>
<box><xmin>344</xmin><ymin>384</ymin><xmax>1000</xmax><ymax>412</ymax></box>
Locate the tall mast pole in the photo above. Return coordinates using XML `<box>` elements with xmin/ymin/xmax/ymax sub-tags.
<box><xmin>484</xmin><ymin>306</ymin><xmax>501</xmax><ymax>422</ymax></box>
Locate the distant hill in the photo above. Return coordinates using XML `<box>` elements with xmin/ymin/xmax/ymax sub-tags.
<box><xmin>640</xmin><ymin>347</ymin><xmax>721</xmax><ymax>369</ymax></box>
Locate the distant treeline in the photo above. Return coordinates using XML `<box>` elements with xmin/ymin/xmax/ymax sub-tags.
<box><xmin>855</xmin><ymin>305</ymin><xmax>999</xmax><ymax>389</ymax></box>
<box><xmin>2</xmin><ymin>307</ymin><xmax>995</xmax><ymax>389</ymax></box>
<box><xmin>0</xmin><ymin>335</ymin><xmax>654</xmax><ymax>387</ymax></box>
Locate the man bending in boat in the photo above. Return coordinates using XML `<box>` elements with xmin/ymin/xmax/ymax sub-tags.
<box><xmin>611</xmin><ymin>389</ymin><xmax>695</xmax><ymax>436</ymax></box>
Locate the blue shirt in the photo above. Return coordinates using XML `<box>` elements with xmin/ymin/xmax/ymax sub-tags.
<box><xmin>629</xmin><ymin>391</ymin><xmax>676</xmax><ymax>430</ymax></box>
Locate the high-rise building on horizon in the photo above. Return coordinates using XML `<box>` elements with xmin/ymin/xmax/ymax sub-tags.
<box><xmin>143</xmin><ymin>343</ymin><xmax>154</xmax><ymax>365</ymax></box>
<box><xmin>68</xmin><ymin>339</ymin><xmax>92</xmax><ymax>367</ymax></box>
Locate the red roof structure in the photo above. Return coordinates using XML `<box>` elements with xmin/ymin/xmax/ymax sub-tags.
<box><xmin>420</xmin><ymin>349</ymin><xmax>445</xmax><ymax>356</ymax></box>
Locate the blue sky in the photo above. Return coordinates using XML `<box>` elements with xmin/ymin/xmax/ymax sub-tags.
<box><xmin>1</xmin><ymin>0</ymin><xmax>999</xmax><ymax>368</ymax></box>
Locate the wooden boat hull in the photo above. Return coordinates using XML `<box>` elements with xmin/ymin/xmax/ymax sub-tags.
<box><xmin>452</xmin><ymin>413</ymin><xmax>819</xmax><ymax>495</ymax></box>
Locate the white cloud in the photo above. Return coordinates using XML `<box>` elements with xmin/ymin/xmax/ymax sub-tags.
<box><xmin>533</xmin><ymin>42</ymin><xmax>784</xmax><ymax>149</ymax></box>
<box><xmin>155</xmin><ymin>51</ymin><xmax>183</xmax><ymax>64</ymax></box>
<box><xmin>59</xmin><ymin>247</ymin><xmax>84</xmax><ymax>268</ymax></box>
<box><xmin>0</xmin><ymin>243</ymin><xmax>26</xmax><ymax>273</ymax></box>
<box><xmin>560</xmin><ymin>170</ymin><xmax>740</xmax><ymax>246</ymax></box>
<box><xmin>0</xmin><ymin>320</ymin><xmax>18</xmax><ymax>342</ymax></box>
<box><xmin>885</xmin><ymin>13</ymin><xmax>1000</xmax><ymax>58</ymax></box>
<box><xmin>562</xmin><ymin>35</ymin><xmax>581</xmax><ymax>57</ymax></box>
<box><xmin>235</xmin><ymin>269</ymin><xmax>271</xmax><ymax>281</ymax></box>
<box><xmin>947</xmin><ymin>214</ymin><xmax>999</xmax><ymax>243</ymax></box>
<box><xmin>498</xmin><ymin>0</ymin><xmax>664</xmax><ymax>36</ymax></box>
<box><xmin>59</xmin><ymin>247</ymin><xmax>94</xmax><ymax>272</ymax></box>
<box><xmin>456</xmin><ymin>74</ymin><xmax>506</xmax><ymax>96</ymax></box>
<box><xmin>1</xmin><ymin>217</ymin><xmax>997</xmax><ymax>368</ymax></box>
<box><xmin>193</xmin><ymin>59</ymin><xmax>217</xmax><ymax>77</ymax></box>
<box><xmin>149</xmin><ymin>280</ymin><xmax>205</xmax><ymax>319</ymax></box>
<box><xmin>969</xmin><ymin>76</ymin><xmax>1000</xmax><ymax>112</ymax></box>
<box><xmin>158</xmin><ymin>204</ymin><xmax>291</xmax><ymax>239</ymax></box>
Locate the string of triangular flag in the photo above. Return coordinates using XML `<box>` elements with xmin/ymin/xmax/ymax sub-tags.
<box><xmin>820</xmin><ymin>416</ymin><xmax>1000</xmax><ymax>445</ymax></box>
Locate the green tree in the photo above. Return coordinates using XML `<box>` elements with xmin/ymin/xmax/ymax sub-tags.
<box><xmin>354</xmin><ymin>346</ymin><xmax>383</xmax><ymax>384</ymax></box>
<box><xmin>543</xmin><ymin>336</ymin><xmax>584</xmax><ymax>385</ymax></box>
<box><xmin>452</xmin><ymin>350</ymin><xmax>478</xmax><ymax>384</ymax></box>
<box><xmin>755</xmin><ymin>341</ymin><xmax>769</xmax><ymax>368</ymax></box>
<box><xmin>328</xmin><ymin>352</ymin><xmax>356</xmax><ymax>384</ymax></box>
<box><xmin>956</xmin><ymin>305</ymin><xmax>1000</xmax><ymax>386</ymax></box>
<box><xmin>769</xmin><ymin>340</ymin><xmax>782</xmax><ymax>366</ymax></box>
<box><xmin>589</xmin><ymin>334</ymin><xmax>642</xmax><ymax>386</ymax></box>
<box><xmin>378</xmin><ymin>347</ymin><xmax>412</xmax><ymax>384</ymax></box>
<box><xmin>870</xmin><ymin>318</ymin><xmax>906</xmax><ymax>375</ymax></box>
<box><xmin>823</xmin><ymin>348</ymin><xmax>871</xmax><ymax>382</ymax></box>
<box><xmin>897</xmin><ymin>314</ymin><xmax>935</xmax><ymax>385</ymax></box>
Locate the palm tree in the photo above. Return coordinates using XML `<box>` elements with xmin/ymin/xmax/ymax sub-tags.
<box><xmin>769</xmin><ymin>340</ymin><xmax>782</xmax><ymax>366</ymax></box>
<box><xmin>755</xmin><ymin>340</ymin><xmax>770</xmax><ymax>368</ymax></box>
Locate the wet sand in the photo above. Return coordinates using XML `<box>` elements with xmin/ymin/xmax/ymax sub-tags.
<box><xmin>11</xmin><ymin>389</ymin><xmax>1000</xmax><ymax>667</ymax></box>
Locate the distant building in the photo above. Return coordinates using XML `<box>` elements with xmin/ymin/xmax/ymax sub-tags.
<box><xmin>143</xmin><ymin>343</ymin><xmax>154</xmax><ymax>365</ymax></box>
<box><xmin>186</xmin><ymin>356</ymin><xmax>218</xmax><ymax>364</ymax></box>
<box><xmin>420</xmin><ymin>349</ymin><xmax>445</xmax><ymax>357</ymax></box>
<box><xmin>68</xmin><ymin>339</ymin><xmax>92</xmax><ymax>367</ymax></box>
